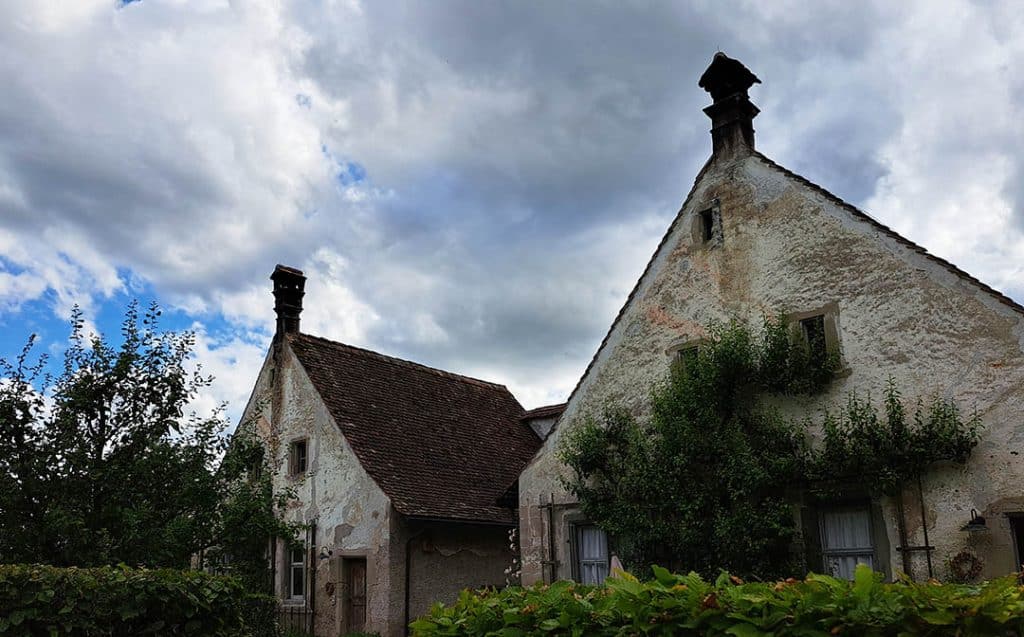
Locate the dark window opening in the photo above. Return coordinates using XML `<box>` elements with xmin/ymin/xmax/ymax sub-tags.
<box><xmin>249</xmin><ymin>458</ymin><xmax>263</xmax><ymax>481</ymax></box>
<box><xmin>289</xmin><ymin>440</ymin><xmax>308</xmax><ymax>476</ymax></box>
<box><xmin>699</xmin><ymin>209</ymin><xmax>715</xmax><ymax>242</ymax></box>
<box><xmin>675</xmin><ymin>345</ymin><xmax>700</xmax><ymax>370</ymax></box>
<box><xmin>1010</xmin><ymin>515</ymin><xmax>1024</xmax><ymax>573</ymax></box>
<box><xmin>800</xmin><ymin>315</ymin><xmax>827</xmax><ymax>363</ymax></box>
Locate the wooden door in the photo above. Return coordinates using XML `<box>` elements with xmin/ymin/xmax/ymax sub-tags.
<box><xmin>345</xmin><ymin>558</ymin><xmax>367</xmax><ymax>632</ymax></box>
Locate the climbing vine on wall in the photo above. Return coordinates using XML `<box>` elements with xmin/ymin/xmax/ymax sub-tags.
<box><xmin>559</xmin><ymin>316</ymin><xmax>980</xmax><ymax>580</ymax></box>
<box><xmin>808</xmin><ymin>382</ymin><xmax>980</xmax><ymax>497</ymax></box>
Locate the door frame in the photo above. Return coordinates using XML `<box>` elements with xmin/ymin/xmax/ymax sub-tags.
<box><xmin>332</xmin><ymin>550</ymin><xmax>372</xmax><ymax>635</ymax></box>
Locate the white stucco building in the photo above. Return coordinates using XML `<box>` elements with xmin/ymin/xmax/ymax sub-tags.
<box><xmin>237</xmin><ymin>265</ymin><xmax>541</xmax><ymax>636</ymax></box>
<box><xmin>519</xmin><ymin>53</ymin><xmax>1024</xmax><ymax>586</ymax></box>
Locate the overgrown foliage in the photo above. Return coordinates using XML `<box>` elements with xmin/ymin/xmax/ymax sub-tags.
<box><xmin>560</xmin><ymin>318</ymin><xmax>822</xmax><ymax>579</ymax></box>
<box><xmin>559</xmin><ymin>317</ymin><xmax>979</xmax><ymax>579</ymax></box>
<box><xmin>0</xmin><ymin>303</ymin><xmax>299</xmax><ymax>589</ymax></box>
<box><xmin>0</xmin><ymin>563</ymin><xmax>274</xmax><ymax>636</ymax></box>
<box><xmin>410</xmin><ymin>564</ymin><xmax>1024</xmax><ymax>636</ymax></box>
<box><xmin>810</xmin><ymin>383</ymin><xmax>980</xmax><ymax>496</ymax></box>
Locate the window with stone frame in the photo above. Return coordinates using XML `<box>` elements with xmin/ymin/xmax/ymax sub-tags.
<box><xmin>790</xmin><ymin>303</ymin><xmax>846</xmax><ymax>370</ymax></box>
<box><xmin>667</xmin><ymin>338</ymin><xmax>706</xmax><ymax>373</ymax></box>
<box><xmin>288</xmin><ymin>439</ymin><xmax>308</xmax><ymax>476</ymax></box>
<box><xmin>800</xmin><ymin>314</ymin><xmax>828</xmax><ymax>367</ymax></box>
<box><xmin>693</xmin><ymin>200</ymin><xmax>723</xmax><ymax>247</ymax></box>
<box><xmin>677</xmin><ymin>344</ymin><xmax>701</xmax><ymax>369</ymax></box>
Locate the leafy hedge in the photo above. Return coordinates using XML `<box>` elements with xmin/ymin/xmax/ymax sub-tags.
<box><xmin>411</xmin><ymin>565</ymin><xmax>1024</xmax><ymax>636</ymax></box>
<box><xmin>0</xmin><ymin>564</ymin><xmax>275</xmax><ymax>635</ymax></box>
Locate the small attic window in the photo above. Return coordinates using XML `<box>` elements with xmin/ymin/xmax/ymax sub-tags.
<box><xmin>790</xmin><ymin>303</ymin><xmax>847</xmax><ymax>373</ymax></box>
<box><xmin>699</xmin><ymin>209</ymin><xmax>715</xmax><ymax>242</ymax></box>
<box><xmin>668</xmin><ymin>338</ymin><xmax>706</xmax><ymax>373</ymax></box>
<box><xmin>694</xmin><ymin>201</ymin><xmax>722</xmax><ymax>246</ymax></box>
<box><xmin>800</xmin><ymin>315</ymin><xmax>828</xmax><ymax>366</ymax></box>
<box><xmin>289</xmin><ymin>439</ymin><xmax>308</xmax><ymax>476</ymax></box>
<box><xmin>676</xmin><ymin>345</ymin><xmax>701</xmax><ymax>369</ymax></box>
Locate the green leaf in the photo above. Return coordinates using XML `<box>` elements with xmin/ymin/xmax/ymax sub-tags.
<box><xmin>651</xmin><ymin>565</ymin><xmax>675</xmax><ymax>587</ymax></box>
<box><xmin>727</xmin><ymin>624</ymin><xmax>769</xmax><ymax>637</ymax></box>
<box><xmin>853</xmin><ymin>563</ymin><xmax>875</xmax><ymax>599</ymax></box>
<box><xmin>539</xmin><ymin>618</ymin><xmax>561</xmax><ymax>631</ymax></box>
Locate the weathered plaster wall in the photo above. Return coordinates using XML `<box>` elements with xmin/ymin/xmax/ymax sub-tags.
<box><xmin>520</xmin><ymin>150</ymin><xmax>1024</xmax><ymax>584</ymax></box>
<box><xmin>404</xmin><ymin>521</ymin><xmax>513</xmax><ymax>623</ymax></box>
<box><xmin>243</xmin><ymin>340</ymin><xmax>399</xmax><ymax>637</ymax></box>
<box><xmin>525</xmin><ymin>416</ymin><xmax>558</xmax><ymax>440</ymax></box>
<box><xmin>242</xmin><ymin>340</ymin><xmax>519</xmax><ymax>636</ymax></box>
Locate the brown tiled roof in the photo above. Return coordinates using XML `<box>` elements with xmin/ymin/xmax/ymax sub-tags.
<box><xmin>288</xmin><ymin>333</ymin><xmax>539</xmax><ymax>524</ymax></box>
<box><xmin>520</xmin><ymin>403</ymin><xmax>567</xmax><ymax>421</ymax></box>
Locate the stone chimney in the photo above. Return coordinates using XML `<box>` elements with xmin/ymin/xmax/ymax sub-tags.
<box><xmin>699</xmin><ymin>53</ymin><xmax>761</xmax><ymax>158</ymax></box>
<box><xmin>271</xmin><ymin>264</ymin><xmax>306</xmax><ymax>335</ymax></box>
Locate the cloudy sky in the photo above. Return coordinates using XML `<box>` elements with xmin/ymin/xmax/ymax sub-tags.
<box><xmin>2</xmin><ymin>0</ymin><xmax>1023</xmax><ymax>422</ymax></box>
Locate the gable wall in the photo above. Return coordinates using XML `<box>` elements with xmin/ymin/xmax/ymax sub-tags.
<box><xmin>242</xmin><ymin>341</ymin><xmax>399</xmax><ymax>636</ymax></box>
<box><xmin>520</xmin><ymin>152</ymin><xmax>1024</xmax><ymax>583</ymax></box>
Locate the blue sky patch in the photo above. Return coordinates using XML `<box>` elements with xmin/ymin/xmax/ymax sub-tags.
<box><xmin>337</xmin><ymin>161</ymin><xmax>367</xmax><ymax>186</ymax></box>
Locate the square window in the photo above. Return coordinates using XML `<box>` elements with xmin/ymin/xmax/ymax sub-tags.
<box><xmin>675</xmin><ymin>345</ymin><xmax>700</xmax><ymax>370</ymax></box>
<box><xmin>289</xmin><ymin>440</ymin><xmax>308</xmax><ymax>476</ymax></box>
<box><xmin>790</xmin><ymin>305</ymin><xmax>847</xmax><ymax>374</ymax></box>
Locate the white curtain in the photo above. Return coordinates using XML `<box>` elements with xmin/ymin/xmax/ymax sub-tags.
<box><xmin>821</xmin><ymin>508</ymin><xmax>874</xmax><ymax>580</ymax></box>
<box><xmin>577</xmin><ymin>526</ymin><xmax>609</xmax><ymax>584</ymax></box>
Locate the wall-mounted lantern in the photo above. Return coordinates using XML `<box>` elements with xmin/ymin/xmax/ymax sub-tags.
<box><xmin>960</xmin><ymin>509</ymin><xmax>987</xmax><ymax>533</ymax></box>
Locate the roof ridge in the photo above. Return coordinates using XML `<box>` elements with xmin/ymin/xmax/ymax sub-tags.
<box><xmin>750</xmin><ymin>151</ymin><xmax>1024</xmax><ymax>316</ymax></box>
<box><xmin>290</xmin><ymin>332</ymin><xmax>513</xmax><ymax>392</ymax></box>
<box><xmin>521</xmin><ymin>403</ymin><xmax>568</xmax><ymax>419</ymax></box>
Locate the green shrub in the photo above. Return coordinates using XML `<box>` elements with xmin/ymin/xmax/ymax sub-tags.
<box><xmin>0</xmin><ymin>564</ymin><xmax>267</xmax><ymax>636</ymax></box>
<box><xmin>410</xmin><ymin>565</ymin><xmax>1024</xmax><ymax>636</ymax></box>
<box><xmin>242</xmin><ymin>593</ymin><xmax>281</xmax><ymax>637</ymax></box>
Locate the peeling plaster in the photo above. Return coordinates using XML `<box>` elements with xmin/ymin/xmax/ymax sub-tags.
<box><xmin>520</xmin><ymin>151</ymin><xmax>1024</xmax><ymax>584</ymax></box>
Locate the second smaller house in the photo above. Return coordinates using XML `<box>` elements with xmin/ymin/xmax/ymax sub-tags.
<box><xmin>238</xmin><ymin>265</ymin><xmax>542</xmax><ymax>637</ymax></box>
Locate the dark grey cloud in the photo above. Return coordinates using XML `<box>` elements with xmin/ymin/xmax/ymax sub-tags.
<box><xmin>1</xmin><ymin>0</ymin><xmax>1023</xmax><ymax>409</ymax></box>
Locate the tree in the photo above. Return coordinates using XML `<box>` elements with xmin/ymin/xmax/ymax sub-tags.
<box><xmin>559</xmin><ymin>317</ymin><xmax>979</xmax><ymax>580</ymax></box>
<box><xmin>0</xmin><ymin>303</ymin><xmax>298</xmax><ymax>590</ymax></box>
<box><xmin>560</xmin><ymin>319</ymin><xmax>813</xmax><ymax>580</ymax></box>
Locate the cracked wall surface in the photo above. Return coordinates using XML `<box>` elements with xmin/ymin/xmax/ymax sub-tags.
<box><xmin>520</xmin><ymin>151</ymin><xmax>1024</xmax><ymax>584</ymax></box>
<box><xmin>241</xmin><ymin>341</ymin><xmax>398</xmax><ymax>636</ymax></box>
<box><xmin>240</xmin><ymin>340</ymin><xmax>517</xmax><ymax>636</ymax></box>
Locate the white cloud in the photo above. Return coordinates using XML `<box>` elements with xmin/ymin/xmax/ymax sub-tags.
<box><xmin>186</xmin><ymin>323</ymin><xmax>270</xmax><ymax>427</ymax></box>
<box><xmin>3</xmin><ymin>0</ymin><xmax>1024</xmax><ymax>412</ymax></box>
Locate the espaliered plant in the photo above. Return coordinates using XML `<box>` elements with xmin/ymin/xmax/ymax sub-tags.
<box><xmin>809</xmin><ymin>382</ymin><xmax>980</xmax><ymax>497</ymax></box>
<box><xmin>559</xmin><ymin>316</ymin><xmax>979</xmax><ymax>580</ymax></box>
